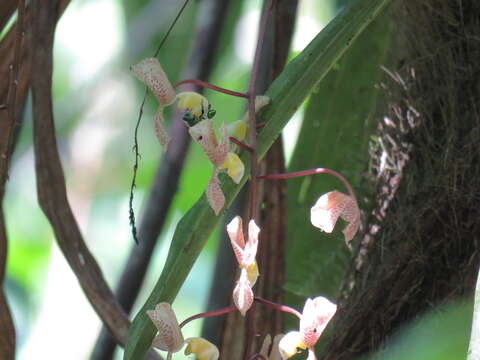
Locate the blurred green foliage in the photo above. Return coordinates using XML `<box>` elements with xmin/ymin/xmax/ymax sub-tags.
<box><xmin>366</xmin><ymin>301</ymin><xmax>472</xmax><ymax>360</ymax></box>
<box><xmin>285</xmin><ymin>11</ymin><xmax>392</xmax><ymax>302</ymax></box>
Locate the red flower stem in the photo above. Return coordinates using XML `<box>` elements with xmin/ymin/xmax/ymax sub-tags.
<box><xmin>229</xmin><ymin>137</ymin><xmax>254</xmax><ymax>153</ymax></box>
<box><xmin>174</xmin><ymin>79</ymin><xmax>249</xmax><ymax>99</ymax></box>
<box><xmin>254</xmin><ymin>297</ymin><xmax>302</xmax><ymax>319</ymax></box>
<box><xmin>248</xmin><ymin>354</ymin><xmax>268</xmax><ymax>360</ymax></box>
<box><xmin>179</xmin><ymin>305</ymin><xmax>237</xmax><ymax>328</ymax></box>
<box><xmin>257</xmin><ymin>168</ymin><xmax>357</xmax><ymax>203</ymax></box>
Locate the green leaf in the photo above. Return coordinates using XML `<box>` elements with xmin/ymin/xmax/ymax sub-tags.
<box><xmin>124</xmin><ymin>0</ymin><xmax>393</xmax><ymax>358</ymax></box>
<box><xmin>366</xmin><ymin>301</ymin><xmax>472</xmax><ymax>360</ymax></box>
<box><xmin>285</xmin><ymin>12</ymin><xmax>392</xmax><ymax>299</ymax></box>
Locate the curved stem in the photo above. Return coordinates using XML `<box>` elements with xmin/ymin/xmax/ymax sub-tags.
<box><xmin>254</xmin><ymin>297</ymin><xmax>302</xmax><ymax>319</ymax></box>
<box><xmin>179</xmin><ymin>305</ymin><xmax>237</xmax><ymax>328</ymax></box>
<box><xmin>230</xmin><ymin>137</ymin><xmax>254</xmax><ymax>153</ymax></box>
<box><xmin>257</xmin><ymin>168</ymin><xmax>357</xmax><ymax>204</ymax></box>
<box><xmin>175</xmin><ymin>79</ymin><xmax>249</xmax><ymax>98</ymax></box>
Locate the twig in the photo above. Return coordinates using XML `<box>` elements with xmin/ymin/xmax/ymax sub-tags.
<box><xmin>1</xmin><ymin>0</ymin><xmax>25</xmax><ymax>195</ymax></box>
<box><xmin>230</xmin><ymin>137</ymin><xmax>254</xmax><ymax>153</ymax></box>
<box><xmin>29</xmin><ymin>1</ymin><xmax>159</xmax><ymax>356</ymax></box>
<box><xmin>254</xmin><ymin>297</ymin><xmax>301</xmax><ymax>319</ymax></box>
<box><xmin>258</xmin><ymin>168</ymin><xmax>357</xmax><ymax>203</ymax></box>
<box><xmin>175</xmin><ymin>79</ymin><xmax>249</xmax><ymax>98</ymax></box>
<box><xmin>0</xmin><ymin>1</ymin><xmax>26</xmax><ymax>357</ymax></box>
<box><xmin>129</xmin><ymin>0</ymin><xmax>191</xmax><ymax>245</ymax></box>
<box><xmin>0</xmin><ymin>209</ymin><xmax>14</xmax><ymax>359</ymax></box>
<box><xmin>244</xmin><ymin>1</ymin><xmax>274</xmax><ymax>358</ymax></box>
<box><xmin>179</xmin><ymin>305</ymin><xmax>237</xmax><ymax>328</ymax></box>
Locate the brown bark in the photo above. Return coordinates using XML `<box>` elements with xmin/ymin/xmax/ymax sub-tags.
<box><xmin>219</xmin><ymin>1</ymin><xmax>298</xmax><ymax>358</ymax></box>
<box><xmin>322</xmin><ymin>1</ymin><xmax>480</xmax><ymax>358</ymax></box>
<box><xmin>29</xmin><ymin>2</ymin><xmax>160</xmax><ymax>358</ymax></box>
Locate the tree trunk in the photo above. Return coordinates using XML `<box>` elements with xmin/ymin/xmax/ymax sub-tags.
<box><xmin>322</xmin><ymin>0</ymin><xmax>480</xmax><ymax>358</ymax></box>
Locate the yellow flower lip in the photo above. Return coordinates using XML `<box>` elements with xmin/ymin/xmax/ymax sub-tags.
<box><xmin>278</xmin><ymin>331</ymin><xmax>307</xmax><ymax>359</ymax></box>
<box><xmin>227</xmin><ymin>119</ymin><xmax>248</xmax><ymax>141</ymax></box>
<box><xmin>219</xmin><ymin>152</ymin><xmax>245</xmax><ymax>184</ymax></box>
<box><xmin>177</xmin><ymin>91</ymin><xmax>210</xmax><ymax>118</ymax></box>
<box><xmin>245</xmin><ymin>260</ymin><xmax>259</xmax><ymax>287</ymax></box>
<box><xmin>184</xmin><ymin>337</ymin><xmax>219</xmax><ymax>360</ymax></box>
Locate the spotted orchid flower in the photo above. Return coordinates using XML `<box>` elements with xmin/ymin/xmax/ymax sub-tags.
<box><xmin>147</xmin><ymin>303</ymin><xmax>219</xmax><ymax>360</ymax></box>
<box><xmin>131</xmin><ymin>58</ymin><xmax>214</xmax><ymax>148</ymax></box>
<box><xmin>189</xmin><ymin>119</ymin><xmax>245</xmax><ymax>215</ymax></box>
<box><xmin>310</xmin><ymin>190</ymin><xmax>360</xmax><ymax>246</ymax></box>
<box><xmin>227</xmin><ymin>216</ymin><xmax>260</xmax><ymax>316</ymax></box>
<box><xmin>278</xmin><ymin>297</ymin><xmax>336</xmax><ymax>360</ymax></box>
<box><xmin>131</xmin><ymin>58</ymin><xmax>176</xmax><ymax>148</ymax></box>
<box><xmin>226</xmin><ymin>95</ymin><xmax>271</xmax><ymax>142</ymax></box>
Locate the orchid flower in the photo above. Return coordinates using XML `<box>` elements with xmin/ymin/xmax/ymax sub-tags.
<box><xmin>226</xmin><ymin>95</ymin><xmax>271</xmax><ymax>141</ymax></box>
<box><xmin>189</xmin><ymin>119</ymin><xmax>245</xmax><ymax>215</ymax></box>
<box><xmin>278</xmin><ymin>297</ymin><xmax>337</xmax><ymax>360</ymax></box>
<box><xmin>131</xmin><ymin>58</ymin><xmax>214</xmax><ymax>148</ymax></box>
<box><xmin>310</xmin><ymin>190</ymin><xmax>360</xmax><ymax>245</ymax></box>
<box><xmin>196</xmin><ymin>95</ymin><xmax>270</xmax><ymax>214</ymax></box>
<box><xmin>227</xmin><ymin>216</ymin><xmax>260</xmax><ymax>315</ymax></box>
<box><xmin>147</xmin><ymin>303</ymin><xmax>219</xmax><ymax>360</ymax></box>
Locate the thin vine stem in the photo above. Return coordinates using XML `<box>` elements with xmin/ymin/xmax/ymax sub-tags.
<box><xmin>179</xmin><ymin>305</ymin><xmax>237</xmax><ymax>329</ymax></box>
<box><xmin>254</xmin><ymin>297</ymin><xmax>302</xmax><ymax>319</ymax></box>
<box><xmin>175</xmin><ymin>79</ymin><xmax>249</xmax><ymax>98</ymax></box>
<box><xmin>129</xmin><ymin>0</ymin><xmax>191</xmax><ymax>244</ymax></box>
<box><xmin>229</xmin><ymin>137</ymin><xmax>254</xmax><ymax>153</ymax></box>
<box><xmin>258</xmin><ymin>168</ymin><xmax>357</xmax><ymax>203</ymax></box>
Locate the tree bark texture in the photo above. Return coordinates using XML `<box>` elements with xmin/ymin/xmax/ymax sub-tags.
<box><xmin>322</xmin><ymin>1</ymin><xmax>480</xmax><ymax>358</ymax></box>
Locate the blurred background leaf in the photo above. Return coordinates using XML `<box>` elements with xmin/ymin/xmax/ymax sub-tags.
<box><xmin>365</xmin><ymin>301</ymin><xmax>472</xmax><ymax>360</ymax></box>
<box><xmin>284</xmin><ymin>10</ymin><xmax>392</xmax><ymax>302</ymax></box>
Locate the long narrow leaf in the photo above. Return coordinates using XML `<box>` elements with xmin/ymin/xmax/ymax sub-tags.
<box><xmin>124</xmin><ymin>0</ymin><xmax>393</xmax><ymax>358</ymax></box>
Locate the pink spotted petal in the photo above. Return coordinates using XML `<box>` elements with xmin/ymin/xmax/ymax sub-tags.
<box><xmin>206</xmin><ymin>170</ymin><xmax>225</xmax><ymax>215</ymax></box>
<box><xmin>242</xmin><ymin>219</ymin><xmax>260</xmax><ymax>266</ymax></box>
<box><xmin>233</xmin><ymin>269</ymin><xmax>254</xmax><ymax>316</ymax></box>
<box><xmin>189</xmin><ymin>119</ymin><xmax>223</xmax><ymax>166</ymax></box>
<box><xmin>146</xmin><ymin>303</ymin><xmax>184</xmax><ymax>352</ymax></box>
<box><xmin>131</xmin><ymin>58</ymin><xmax>176</xmax><ymax>106</ymax></box>
<box><xmin>153</xmin><ymin>107</ymin><xmax>170</xmax><ymax>148</ymax></box>
<box><xmin>299</xmin><ymin>297</ymin><xmax>337</xmax><ymax>348</ymax></box>
<box><xmin>226</xmin><ymin>216</ymin><xmax>245</xmax><ymax>266</ymax></box>
<box><xmin>216</xmin><ymin>122</ymin><xmax>229</xmax><ymax>165</ymax></box>
<box><xmin>310</xmin><ymin>191</ymin><xmax>360</xmax><ymax>244</ymax></box>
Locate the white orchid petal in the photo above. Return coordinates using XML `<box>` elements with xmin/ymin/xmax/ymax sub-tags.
<box><xmin>146</xmin><ymin>303</ymin><xmax>184</xmax><ymax>352</ymax></box>
<box><xmin>233</xmin><ymin>269</ymin><xmax>254</xmax><ymax>316</ymax></box>
<box><xmin>153</xmin><ymin>107</ymin><xmax>170</xmax><ymax>148</ymax></box>
<box><xmin>242</xmin><ymin>219</ymin><xmax>260</xmax><ymax>266</ymax></box>
<box><xmin>278</xmin><ymin>331</ymin><xmax>305</xmax><ymax>360</ymax></box>
<box><xmin>226</xmin><ymin>216</ymin><xmax>245</xmax><ymax>265</ymax></box>
<box><xmin>310</xmin><ymin>190</ymin><xmax>360</xmax><ymax>245</ymax></box>
<box><xmin>206</xmin><ymin>170</ymin><xmax>225</xmax><ymax>215</ymax></box>
<box><xmin>300</xmin><ymin>297</ymin><xmax>337</xmax><ymax>348</ymax></box>
<box><xmin>131</xmin><ymin>58</ymin><xmax>176</xmax><ymax>106</ymax></box>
